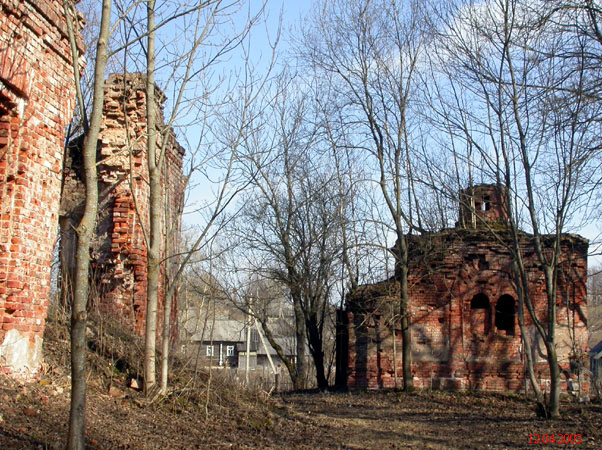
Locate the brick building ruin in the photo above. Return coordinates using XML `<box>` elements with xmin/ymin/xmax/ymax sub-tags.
<box><xmin>340</xmin><ymin>184</ymin><xmax>588</xmax><ymax>392</ymax></box>
<box><xmin>0</xmin><ymin>2</ymin><xmax>186</xmax><ymax>377</ymax></box>
<box><xmin>60</xmin><ymin>73</ymin><xmax>186</xmax><ymax>336</ymax></box>
<box><xmin>0</xmin><ymin>0</ymin><xmax>83</xmax><ymax>376</ymax></box>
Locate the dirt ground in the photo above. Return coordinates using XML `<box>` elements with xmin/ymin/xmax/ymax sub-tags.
<box><xmin>1</xmin><ymin>313</ymin><xmax>601</xmax><ymax>449</ymax></box>
<box><xmin>279</xmin><ymin>390</ymin><xmax>602</xmax><ymax>449</ymax></box>
<box><xmin>1</xmin><ymin>374</ymin><xmax>601</xmax><ymax>449</ymax></box>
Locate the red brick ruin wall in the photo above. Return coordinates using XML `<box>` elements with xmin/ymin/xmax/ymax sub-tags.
<box><xmin>0</xmin><ymin>1</ymin><xmax>82</xmax><ymax>376</ymax></box>
<box><xmin>346</xmin><ymin>232</ymin><xmax>588</xmax><ymax>393</ymax></box>
<box><xmin>61</xmin><ymin>73</ymin><xmax>186</xmax><ymax>337</ymax></box>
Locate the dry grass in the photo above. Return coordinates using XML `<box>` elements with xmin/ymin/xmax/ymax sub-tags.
<box><xmin>1</xmin><ymin>306</ymin><xmax>601</xmax><ymax>448</ymax></box>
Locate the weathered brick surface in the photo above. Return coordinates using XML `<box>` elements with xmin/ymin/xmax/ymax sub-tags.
<box><xmin>346</xmin><ymin>185</ymin><xmax>589</xmax><ymax>393</ymax></box>
<box><xmin>0</xmin><ymin>1</ymin><xmax>82</xmax><ymax>376</ymax></box>
<box><xmin>61</xmin><ymin>73</ymin><xmax>186</xmax><ymax>337</ymax></box>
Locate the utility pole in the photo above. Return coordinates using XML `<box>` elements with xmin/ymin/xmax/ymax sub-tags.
<box><xmin>245</xmin><ymin>295</ymin><xmax>252</xmax><ymax>384</ymax></box>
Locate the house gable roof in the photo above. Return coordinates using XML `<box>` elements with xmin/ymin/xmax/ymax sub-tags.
<box><xmin>190</xmin><ymin>320</ymin><xmax>246</xmax><ymax>342</ymax></box>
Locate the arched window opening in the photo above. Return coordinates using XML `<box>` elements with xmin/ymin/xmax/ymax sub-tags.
<box><xmin>471</xmin><ymin>294</ymin><xmax>489</xmax><ymax>309</ymax></box>
<box><xmin>470</xmin><ymin>294</ymin><xmax>491</xmax><ymax>335</ymax></box>
<box><xmin>495</xmin><ymin>295</ymin><xmax>515</xmax><ymax>336</ymax></box>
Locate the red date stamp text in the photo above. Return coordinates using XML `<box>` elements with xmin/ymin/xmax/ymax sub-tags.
<box><xmin>529</xmin><ymin>434</ymin><xmax>581</xmax><ymax>444</ymax></box>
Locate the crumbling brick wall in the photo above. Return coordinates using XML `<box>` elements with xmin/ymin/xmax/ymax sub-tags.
<box><xmin>61</xmin><ymin>73</ymin><xmax>186</xmax><ymax>337</ymax></box>
<box><xmin>458</xmin><ymin>184</ymin><xmax>508</xmax><ymax>227</ymax></box>
<box><xmin>0</xmin><ymin>0</ymin><xmax>82</xmax><ymax>376</ymax></box>
<box><xmin>345</xmin><ymin>185</ymin><xmax>589</xmax><ymax>392</ymax></box>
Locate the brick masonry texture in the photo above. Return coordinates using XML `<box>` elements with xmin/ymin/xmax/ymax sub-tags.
<box><xmin>0</xmin><ymin>1</ymin><xmax>83</xmax><ymax>376</ymax></box>
<box><xmin>344</xmin><ymin>185</ymin><xmax>589</xmax><ymax>393</ymax></box>
<box><xmin>60</xmin><ymin>73</ymin><xmax>186</xmax><ymax>338</ymax></box>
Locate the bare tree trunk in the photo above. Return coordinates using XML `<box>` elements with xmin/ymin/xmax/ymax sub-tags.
<box><xmin>293</xmin><ymin>297</ymin><xmax>307</xmax><ymax>390</ymax></box>
<box><xmin>500</xmin><ymin>1</ymin><xmax>564</xmax><ymax>417</ymax></box>
<box><xmin>398</xmin><ymin>239</ymin><xmax>413</xmax><ymax>392</ymax></box>
<box><xmin>137</xmin><ymin>0</ymin><xmax>269</xmax><ymax>395</ymax></box>
<box><xmin>543</xmin><ymin>266</ymin><xmax>561</xmax><ymax>418</ymax></box>
<box><xmin>391</xmin><ymin>303</ymin><xmax>399</xmax><ymax>390</ymax></box>
<box><xmin>513</xmin><ymin>261</ymin><xmax>545</xmax><ymax>407</ymax></box>
<box><xmin>159</xmin><ymin>291</ymin><xmax>174</xmax><ymax>393</ymax></box>
<box><xmin>65</xmin><ymin>0</ymin><xmax>111</xmax><ymax>447</ymax></box>
<box><xmin>546</xmin><ymin>343</ymin><xmax>561</xmax><ymax>418</ymax></box>
<box><xmin>160</xmin><ymin>168</ymin><xmax>176</xmax><ymax>393</ymax></box>
<box><xmin>144</xmin><ymin>0</ymin><xmax>160</xmax><ymax>394</ymax></box>
<box><xmin>306</xmin><ymin>315</ymin><xmax>327</xmax><ymax>390</ymax></box>
<box><xmin>518</xmin><ymin>297</ymin><xmax>543</xmax><ymax>403</ymax></box>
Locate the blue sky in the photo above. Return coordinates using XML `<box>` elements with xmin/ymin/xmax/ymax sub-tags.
<box><xmin>174</xmin><ymin>0</ymin><xmax>602</xmax><ymax>268</ymax></box>
<box><xmin>240</xmin><ymin>0</ymin><xmax>314</xmax><ymax>64</ymax></box>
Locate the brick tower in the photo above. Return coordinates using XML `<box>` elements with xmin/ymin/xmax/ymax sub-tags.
<box><xmin>60</xmin><ymin>73</ymin><xmax>186</xmax><ymax>336</ymax></box>
<box><xmin>459</xmin><ymin>184</ymin><xmax>508</xmax><ymax>228</ymax></box>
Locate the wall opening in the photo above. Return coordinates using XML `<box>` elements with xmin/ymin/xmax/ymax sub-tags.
<box><xmin>495</xmin><ymin>295</ymin><xmax>515</xmax><ymax>336</ymax></box>
<box><xmin>470</xmin><ymin>293</ymin><xmax>491</xmax><ymax>335</ymax></box>
<box><xmin>471</xmin><ymin>294</ymin><xmax>489</xmax><ymax>309</ymax></box>
<box><xmin>483</xmin><ymin>195</ymin><xmax>491</xmax><ymax>211</ymax></box>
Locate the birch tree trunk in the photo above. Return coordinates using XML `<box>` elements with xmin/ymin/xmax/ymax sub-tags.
<box><xmin>143</xmin><ymin>0</ymin><xmax>161</xmax><ymax>393</ymax></box>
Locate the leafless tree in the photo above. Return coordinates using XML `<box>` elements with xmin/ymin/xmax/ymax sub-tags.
<box><xmin>297</xmin><ymin>0</ymin><xmax>435</xmax><ymax>391</ymax></box>
<box><xmin>224</xmin><ymin>71</ymin><xmax>352</xmax><ymax>390</ymax></box>
<box><xmin>426</xmin><ymin>0</ymin><xmax>601</xmax><ymax>417</ymax></box>
<box><xmin>101</xmin><ymin>0</ymin><xmax>271</xmax><ymax>393</ymax></box>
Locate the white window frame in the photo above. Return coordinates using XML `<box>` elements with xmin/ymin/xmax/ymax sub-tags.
<box><xmin>226</xmin><ymin>345</ymin><xmax>235</xmax><ymax>357</ymax></box>
<box><xmin>206</xmin><ymin>345</ymin><xmax>214</xmax><ymax>357</ymax></box>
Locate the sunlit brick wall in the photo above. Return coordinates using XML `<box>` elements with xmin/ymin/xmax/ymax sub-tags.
<box><xmin>60</xmin><ymin>73</ymin><xmax>186</xmax><ymax>338</ymax></box>
<box><xmin>0</xmin><ymin>0</ymin><xmax>82</xmax><ymax>377</ymax></box>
